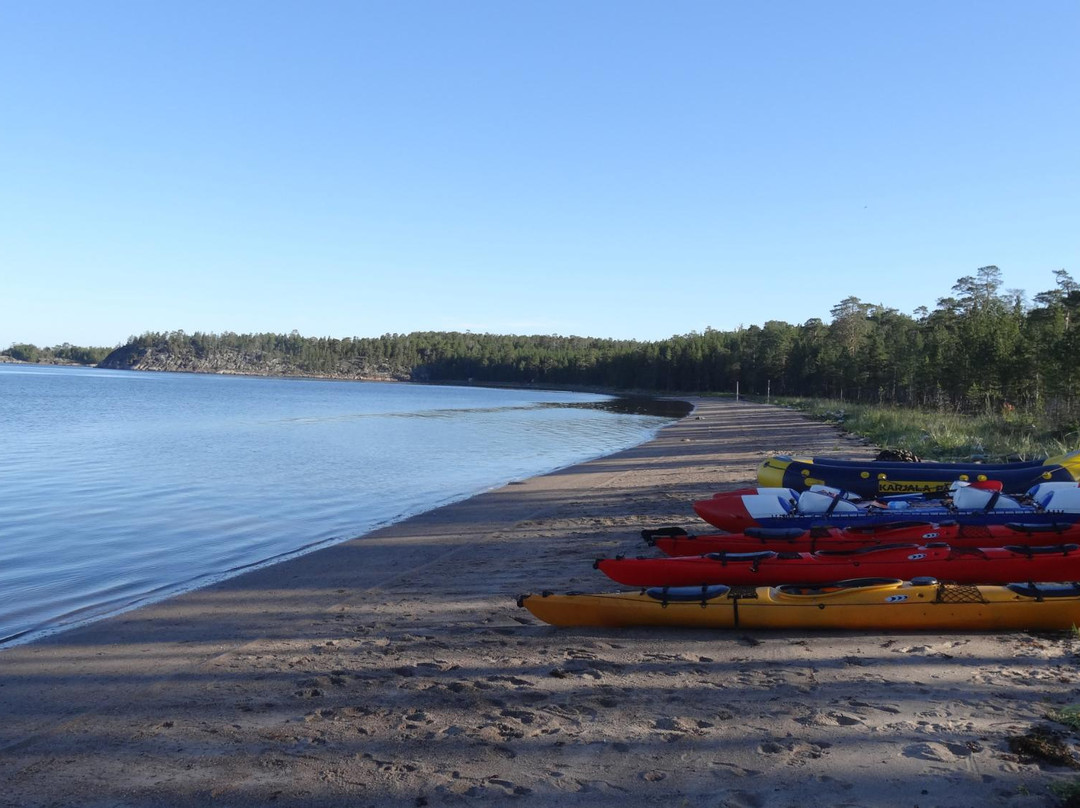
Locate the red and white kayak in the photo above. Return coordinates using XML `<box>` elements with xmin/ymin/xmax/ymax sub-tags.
<box><xmin>596</xmin><ymin>542</ymin><xmax>1080</xmax><ymax>588</ymax></box>
<box><xmin>692</xmin><ymin>483</ymin><xmax>1080</xmax><ymax>533</ymax></box>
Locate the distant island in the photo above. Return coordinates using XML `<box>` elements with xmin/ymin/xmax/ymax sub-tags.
<box><xmin>5</xmin><ymin>266</ymin><xmax>1078</xmax><ymax>418</ymax></box>
<box><xmin>2</xmin><ymin>343</ymin><xmax>111</xmax><ymax>365</ymax></box>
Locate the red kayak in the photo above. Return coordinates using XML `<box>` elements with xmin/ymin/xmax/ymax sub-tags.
<box><xmin>596</xmin><ymin>542</ymin><xmax>1080</xmax><ymax>588</ymax></box>
<box><xmin>642</xmin><ymin>521</ymin><xmax>1080</xmax><ymax>556</ymax></box>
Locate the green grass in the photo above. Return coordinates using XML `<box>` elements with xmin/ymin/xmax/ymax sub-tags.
<box><xmin>1049</xmin><ymin>779</ymin><xmax>1080</xmax><ymax>807</ymax></box>
<box><xmin>768</xmin><ymin>397</ymin><xmax>1078</xmax><ymax>461</ymax></box>
<box><xmin>1049</xmin><ymin>705</ymin><xmax>1080</xmax><ymax>732</ymax></box>
<box><xmin>1046</xmin><ymin>708</ymin><xmax>1080</xmax><ymax>806</ymax></box>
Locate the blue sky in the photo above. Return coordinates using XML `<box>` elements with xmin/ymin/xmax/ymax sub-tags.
<box><xmin>2</xmin><ymin>1</ymin><xmax>1077</xmax><ymax>348</ymax></box>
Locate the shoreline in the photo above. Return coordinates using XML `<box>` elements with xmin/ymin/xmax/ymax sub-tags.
<box><xmin>2</xmin><ymin>399</ymin><xmax>1078</xmax><ymax>806</ymax></box>
<box><xmin>2</xmin><ymin>359</ymin><xmax>715</xmax><ymax>410</ymax></box>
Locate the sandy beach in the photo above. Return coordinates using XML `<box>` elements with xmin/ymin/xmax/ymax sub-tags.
<box><xmin>2</xmin><ymin>398</ymin><xmax>1079</xmax><ymax>807</ymax></box>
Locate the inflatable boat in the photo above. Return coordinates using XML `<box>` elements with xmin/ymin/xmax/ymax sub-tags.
<box><xmin>642</xmin><ymin>520</ymin><xmax>1080</xmax><ymax>556</ymax></box>
<box><xmin>692</xmin><ymin>482</ymin><xmax>1080</xmax><ymax>533</ymax></box>
<box><xmin>595</xmin><ymin>542</ymin><xmax>1080</xmax><ymax>588</ymax></box>
<box><xmin>757</xmin><ymin>451</ymin><xmax>1080</xmax><ymax>498</ymax></box>
<box><xmin>517</xmin><ymin>579</ymin><xmax>1080</xmax><ymax>631</ymax></box>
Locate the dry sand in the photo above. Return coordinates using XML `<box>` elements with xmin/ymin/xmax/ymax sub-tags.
<box><xmin>2</xmin><ymin>399</ymin><xmax>1079</xmax><ymax>808</ymax></box>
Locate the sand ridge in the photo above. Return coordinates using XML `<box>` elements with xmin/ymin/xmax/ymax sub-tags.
<box><xmin>1</xmin><ymin>399</ymin><xmax>1079</xmax><ymax>807</ymax></box>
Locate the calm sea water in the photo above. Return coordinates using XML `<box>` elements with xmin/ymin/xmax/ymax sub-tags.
<box><xmin>0</xmin><ymin>364</ymin><xmax>679</xmax><ymax>647</ymax></box>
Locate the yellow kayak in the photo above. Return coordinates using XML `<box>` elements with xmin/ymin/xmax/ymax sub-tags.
<box><xmin>517</xmin><ymin>579</ymin><xmax>1080</xmax><ymax>631</ymax></box>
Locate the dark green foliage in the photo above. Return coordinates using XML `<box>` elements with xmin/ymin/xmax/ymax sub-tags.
<box><xmin>2</xmin><ymin>342</ymin><xmax>110</xmax><ymax>365</ymax></box>
<box><xmin>5</xmin><ymin>343</ymin><xmax>42</xmax><ymax>362</ymax></box>
<box><xmin>49</xmin><ymin>343</ymin><xmax>112</xmax><ymax>364</ymax></box>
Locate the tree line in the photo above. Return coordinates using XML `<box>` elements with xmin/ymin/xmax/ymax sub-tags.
<box><xmin>7</xmin><ymin>266</ymin><xmax>1078</xmax><ymax>424</ymax></box>
<box><xmin>2</xmin><ymin>342</ymin><xmax>113</xmax><ymax>365</ymax></box>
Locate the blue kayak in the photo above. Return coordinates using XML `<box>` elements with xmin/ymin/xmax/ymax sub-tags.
<box><xmin>757</xmin><ymin>451</ymin><xmax>1080</xmax><ymax>498</ymax></box>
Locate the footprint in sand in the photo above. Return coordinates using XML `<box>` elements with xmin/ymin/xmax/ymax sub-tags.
<box><xmin>842</xmin><ymin>655</ymin><xmax>873</xmax><ymax>666</ymax></box>
<box><xmin>499</xmin><ymin>707</ymin><xmax>537</xmax><ymax>725</ymax></box>
<box><xmin>652</xmin><ymin>716</ymin><xmax>700</xmax><ymax>738</ymax></box>
<box><xmin>555</xmin><ymin>659</ymin><xmax>604</xmax><ymax>679</ymax></box>
<box><xmin>486</xmin><ymin>674</ymin><xmax>535</xmax><ymax>686</ymax></box>
<box><xmin>903</xmin><ymin>741</ymin><xmax>977</xmax><ymax>761</ymax></box>
<box><xmin>847</xmin><ymin>698</ymin><xmax>901</xmax><ymax>715</ymax></box>
<box><xmin>759</xmin><ymin>740</ymin><xmax>789</xmax><ymax>754</ymax></box>
<box><xmin>758</xmin><ymin>738</ymin><xmax>831</xmax><ymax>765</ymax></box>
<box><xmin>719</xmin><ymin>788</ymin><xmax>767</xmax><ymax>807</ymax></box>
<box><xmin>795</xmin><ymin>710</ymin><xmax>865</xmax><ymax>727</ymax></box>
<box><xmin>564</xmin><ymin>647</ymin><xmax>601</xmax><ymax>660</ymax></box>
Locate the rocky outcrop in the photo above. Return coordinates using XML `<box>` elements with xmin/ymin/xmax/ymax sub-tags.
<box><xmin>97</xmin><ymin>344</ymin><xmax>413</xmax><ymax>382</ymax></box>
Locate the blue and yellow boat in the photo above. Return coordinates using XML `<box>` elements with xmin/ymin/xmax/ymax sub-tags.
<box><xmin>758</xmin><ymin>451</ymin><xmax>1080</xmax><ymax>498</ymax></box>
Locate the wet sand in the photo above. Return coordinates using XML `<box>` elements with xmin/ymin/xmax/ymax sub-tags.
<box><xmin>1</xmin><ymin>398</ymin><xmax>1078</xmax><ymax>807</ymax></box>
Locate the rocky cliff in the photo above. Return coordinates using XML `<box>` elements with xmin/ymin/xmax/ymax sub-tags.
<box><xmin>98</xmin><ymin>343</ymin><xmax>414</xmax><ymax>381</ymax></box>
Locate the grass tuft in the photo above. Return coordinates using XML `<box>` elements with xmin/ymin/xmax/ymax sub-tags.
<box><xmin>1049</xmin><ymin>779</ymin><xmax>1080</xmax><ymax>807</ymax></box>
<box><xmin>772</xmin><ymin>397</ymin><xmax>1075</xmax><ymax>461</ymax></box>
<box><xmin>1050</xmin><ymin>705</ymin><xmax>1080</xmax><ymax>732</ymax></box>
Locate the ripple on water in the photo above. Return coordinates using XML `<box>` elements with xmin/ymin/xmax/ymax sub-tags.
<box><xmin>0</xmin><ymin>366</ymin><xmax>678</xmax><ymax>646</ymax></box>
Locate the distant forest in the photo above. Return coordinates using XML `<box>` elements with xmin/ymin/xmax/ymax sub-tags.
<box><xmin>2</xmin><ymin>342</ymin><xmax>112</xmax><ymax>365</ymax></box>
<box><xmin>5</xmin><ymin>266</ymin><xmax>1078</xmax><ymax>419</ymax></box>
